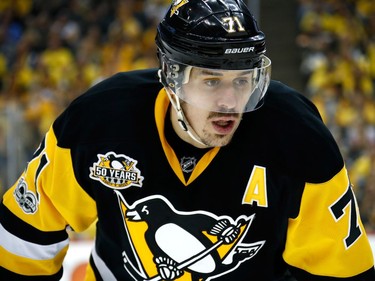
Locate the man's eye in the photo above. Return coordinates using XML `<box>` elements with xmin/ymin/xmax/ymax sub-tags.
<box><xmin>234</xmin><ymin>78</ymin><xmax>250</xmax><ymax>88</ymax></box>
<box><xmin>204</xmin><ymin>79</ymin><xmax>220</xmax><ymax>87</ymax></box>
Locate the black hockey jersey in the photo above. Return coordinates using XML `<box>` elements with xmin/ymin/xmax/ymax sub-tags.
<box><xmin>1</xmin><ymin>69</ymin><xmax>374</xmax><ymax>280</ymax></box>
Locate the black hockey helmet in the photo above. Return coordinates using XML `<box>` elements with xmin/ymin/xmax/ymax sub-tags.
<box><xmin>156</xmin><ymin>0</ymin><xmax>267</xmax><ymax>70</ymax></box>
<box><xmin>156</xmin><ymin>0</ymin><xmax>271</xmax><ymax>113</ymax></box>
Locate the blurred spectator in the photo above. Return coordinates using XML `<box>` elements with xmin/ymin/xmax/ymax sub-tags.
<box><xmin>297</xmin><ymin>0</ymin><xmax>375</xmax><ymax>232</ymax></box>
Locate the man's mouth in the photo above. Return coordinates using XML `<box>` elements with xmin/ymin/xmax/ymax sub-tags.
<box><xmin>208</xmin><ymin>112</ymin><xmax>240</xmax><ymax>134</ymax></box>
<box><xmin>211</xmin><ymin>117</ymin><xmax>237</xmax><ymax>134</ymax></box>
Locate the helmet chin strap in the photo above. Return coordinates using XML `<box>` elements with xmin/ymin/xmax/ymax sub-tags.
<box><xmin>164</xmin><ymin>87</ymin><xmax>211</xmax><ymax>148</ymax></box>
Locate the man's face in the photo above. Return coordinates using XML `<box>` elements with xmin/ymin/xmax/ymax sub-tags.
<box><xmin>178</xmin><ymin>67</ymin><xmax>253</xmax><ymax>147</ymax></box>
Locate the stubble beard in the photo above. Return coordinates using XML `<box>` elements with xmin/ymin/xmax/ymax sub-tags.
<box><xmin>200</xmin><ymin>127</ymin><xmax>235</xmax><ymax>147</ymax></box>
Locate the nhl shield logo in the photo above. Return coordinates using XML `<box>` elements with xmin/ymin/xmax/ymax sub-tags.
<box><xmin>180</xmin><ymin>157</ymin><xmax>196</xmax><ymax>173</ymax></box>
<box><xmin>89</xmin><ymin>152</ymin><xmax>144</xmax><ymax>189</ymax></box>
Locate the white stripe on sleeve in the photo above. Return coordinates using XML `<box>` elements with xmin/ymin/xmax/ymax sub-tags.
<box><xmin>0</xmin><ymin>223</ymin><xmax>69</xmax><ymax>260</ymax></box>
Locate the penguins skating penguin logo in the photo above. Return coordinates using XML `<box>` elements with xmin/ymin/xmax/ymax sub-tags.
<box><xmin>116</xmin><ymin>191</ymin><xmax>265</xmax><ymax>281</ymax></box>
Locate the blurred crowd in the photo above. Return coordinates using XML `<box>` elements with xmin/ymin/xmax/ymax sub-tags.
<box><xmin>296</xmin><ymin>0</ymin><xmax>375</xmax><ymax>231</ymax></box>
<box><xmin>0</xmin><ymin>0</ymin><xmax>168</xmax><ymax>194</ymax></box>
<box><xmin>0</xmin><ymin>0</ymin><xmax>374</xmax><ymax>232</ymax></box>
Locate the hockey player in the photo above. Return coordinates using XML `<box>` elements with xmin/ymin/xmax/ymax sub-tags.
<box><xmin>1</xmin><ymin>0</ymin><xmax>374</xmax><ymax>280</ymax></box>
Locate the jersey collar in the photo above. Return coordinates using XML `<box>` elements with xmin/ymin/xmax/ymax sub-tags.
<box><xmin>154</xmin><ymin>89</ymin><xmax>220</xmax><ymax>186</ymax></box>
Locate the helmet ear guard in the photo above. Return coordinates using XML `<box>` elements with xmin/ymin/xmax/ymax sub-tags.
<box><xmin>158</xmin><ymin>54</ymin><xmax>197</xmax><ymax>98</ymax></box>
<box><xmin>157</xmin><ymin>51</ymin><xmax>185</xmax><ymax>92</ymax></box>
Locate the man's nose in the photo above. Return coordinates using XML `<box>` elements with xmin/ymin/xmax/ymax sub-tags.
<box><xmin>216</xmin><ymin>86</ymin><xmax>237</xmax><ymax>110</ymax></box>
